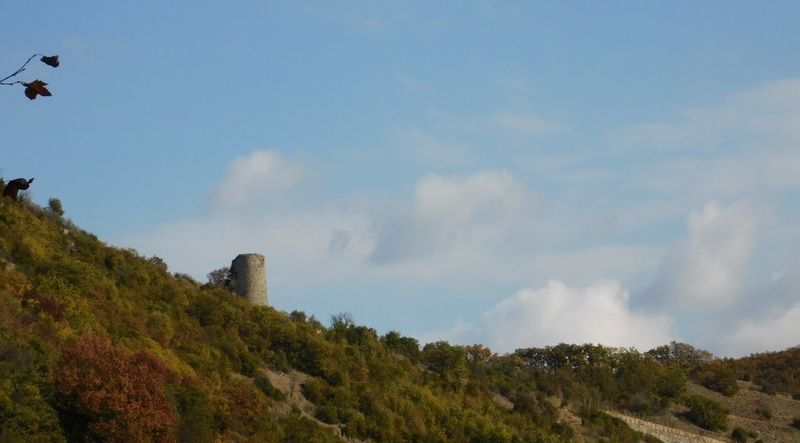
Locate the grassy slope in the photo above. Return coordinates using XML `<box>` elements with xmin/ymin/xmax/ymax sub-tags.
<box><xmin>687</xmin><ymin>381</ymin><xmax>800</xmax><ymax>442</ymax></box>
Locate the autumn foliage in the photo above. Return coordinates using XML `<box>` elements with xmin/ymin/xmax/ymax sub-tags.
<box><xmin>55</xmin><ymin>334</ymin><xmax>176</xmax><ymax>442</ymax></box>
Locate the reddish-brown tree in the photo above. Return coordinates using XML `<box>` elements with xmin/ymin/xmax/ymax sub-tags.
<box><xmin>55</xmin><ymin>333</ymin><xmax>177</xmax><ymax>441</ymax></box>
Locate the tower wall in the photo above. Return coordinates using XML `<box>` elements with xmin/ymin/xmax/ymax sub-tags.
<box><xmin>229</xmin><ymin>253</ymin><xmax>268</xmax><ymax>306</ymax></box>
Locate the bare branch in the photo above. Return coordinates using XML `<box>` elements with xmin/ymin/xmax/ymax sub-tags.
<box><xmin>0</xmin><ymin>53</ymin><xmax>42</xmax><ymax>85</ymax></box>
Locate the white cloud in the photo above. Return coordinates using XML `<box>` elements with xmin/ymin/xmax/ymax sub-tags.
<box><xmin>369</xmin><ymin>170</ymin><xmax>542</xmax><ymax>264</ymax></box>
<box><xmin>469</xmin><ymin>280</ymin><xmax>673</xmax><ymax>353</ymax></box>
<box><xmin>207</xmin><ymin>150</ymin><xmax>304</xmax><ymax>209</ymax></box>
<box><xmin>719</xmin><ymin>303</ymin><xmax>800</xmax><ymax>357</ymax></box>
<box><xmin>648</xmin><ymin>201</ymin><xmax>760</xmax><ymax>310</ymax></box>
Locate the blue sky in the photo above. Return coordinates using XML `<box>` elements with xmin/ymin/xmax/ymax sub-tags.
<box><xmin>4</xmin><ymin>2</ymin><xmax>800</xmax><ymax>357</ymax></box>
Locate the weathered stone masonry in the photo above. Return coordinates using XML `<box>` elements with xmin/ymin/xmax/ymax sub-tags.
<box><xmin>229</xmin><ymin>253</ymin><xmax>268</xmax><ymax>306</ymax></box>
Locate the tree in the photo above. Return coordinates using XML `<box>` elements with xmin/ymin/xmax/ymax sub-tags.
<box><xmin>692</xmin><ymin>360</ymin><xmax>740</xmax><ymax>396</ymax></box>
<box><xmin>331</xmin><ymin>311</ymin><xmax>355</xmax><ymax>329</ymax></box>
<box><xmin>646</xmin><ymin>341</ymin><xmax>713</xmax><ymax>372</ymax></box>
<box><xmin>730</xmin><ymin>427</ymin><xmax>750</xmax><ymax>442</ymax></box>
<box><xmin>1</xmin><ymin>54</ymin><xmax>60</xmax><ymax>100</ymax></box>
<box><xmin>48</xmin><ymin>198</ymin><xmax>65</xmax><ymax>216</ymax></box>
<box><xmin>206</xmin><ymin>266</ymin><xmax>230</xmax><ymax>287</ymax></box>
<box><xmin>421</xmin><ymin>341</ymin><xmax>467</xmax><ymax>375</ymax></box>
<box><xmin>54</xmin><ymin>334</ymin><xmax>176</xmax><ymax>442</ymax></box>
<box><xmin>382</xmin><ymin>331</ymin><xmax>421</xmax><ymax>361</ymax></box>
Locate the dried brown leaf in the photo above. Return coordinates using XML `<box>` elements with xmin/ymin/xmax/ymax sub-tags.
<box><xmin>23</xmin><ymin>80</ymin><xmax>51</xmax><ymax>100</ymax></box>
<box><xmin>40</xmin><ymin>55</ymin><xmax>60</xmax><ymax>67</ymax></box>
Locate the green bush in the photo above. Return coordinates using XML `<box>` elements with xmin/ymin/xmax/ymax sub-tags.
<box><xmin>791</xmin><ymin>417</ymin><xmax>800</xmax><ymax>430</ymax></box>
<box><xmin>684</xmin><ymin>394</ymin><xmax>728</xmax><ymax>431</ymax></box>
<box><xmin>301</xmin><ymin>378</ymin><xmax>330</xmax><ymax>404</ymax></box>
<box><xmin>254</xmin><ymin>374</ymin><xmax>285</xmax><ymax>401</ymax></box>
<box><xmin>755</xmin><ymin>406</ymin><xmax>772</xmax><ymax>420</ymax></box>
<box><xmin>47</xmin><ymin>198</ymin><xmax>64</xmax><ymax>216</ymax></box>
<box><xmin>579</xmin><ymin>408</ymin><xmax>643</xmax><ymax>442</ymax></box>
<box><xmin>731</xmin><ymin>426</ymin><xmax>756</xmax><ymax>442</ymax></box>
<box><xmin>316</xmin><ymin>403</ymin><xmax>340</xmax><ymax>424</ymax></box>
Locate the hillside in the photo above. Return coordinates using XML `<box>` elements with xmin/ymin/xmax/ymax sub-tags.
<box><xmin>2</xmin><ymin>196</ymin><xmax>800</xmax><ymax>442</ymax></box>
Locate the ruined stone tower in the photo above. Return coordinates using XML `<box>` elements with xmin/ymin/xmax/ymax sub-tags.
<box><xmin>229</xmin><ymin>253</ymin><xmax>268</xmax><ymax>306</ymax></box>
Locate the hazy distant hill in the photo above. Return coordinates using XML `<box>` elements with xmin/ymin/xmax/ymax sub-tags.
<box><xmin>2</xmin><ymin>195</ymin><xmax>799</xmax><ymax>442</ymax></box>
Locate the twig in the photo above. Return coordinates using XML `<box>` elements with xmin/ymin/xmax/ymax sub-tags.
<box><xmin>0</xmin><ymin>53</ymin><xmax>45</xmax><ymax>85</ymax></box>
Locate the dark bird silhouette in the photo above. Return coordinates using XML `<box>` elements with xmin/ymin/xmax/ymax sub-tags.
<box><xmin>3</xmin><ymin>178</ymin><xmax>35</xmax><ymax>202</ymax></box>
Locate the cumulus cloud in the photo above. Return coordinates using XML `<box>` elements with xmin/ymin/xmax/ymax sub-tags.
<box><xmin>207</xmin><ymin>150</ymin><xmax>304</xmax><ymax>209</ymax></box>
<box><xmin>718</xmin><ymin>303</ymin><xmax>800</xmax><ymax>357</ymax></box>
<box><xmin>369</xmin><ymin>170</ymin><xmax>542</xmax><ymax>264</ymax></box>
<box><xmin>427</xmin><ymin>280</ymin><xmax>674</xmax><ymax>354</ymax></box>
<box><xmin>648</xmin><ymin>200</ymin><xmax>761</xmax><ymax>310</ymax></box>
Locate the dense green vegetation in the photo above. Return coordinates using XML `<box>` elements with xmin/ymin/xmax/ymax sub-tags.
<box><xmin>1</xmin><ymin>195</ymin><xmax>798</xmax><ymax>441</ymax></box>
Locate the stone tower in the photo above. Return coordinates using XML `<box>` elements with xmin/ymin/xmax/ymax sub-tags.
<box><xmin>229</xmin><ymin>253</ymin><xmax>268</xmax><ymax>306</ymax></box>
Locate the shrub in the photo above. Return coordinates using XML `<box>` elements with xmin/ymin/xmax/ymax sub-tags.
<box><xmin>791</xmin><ymin>417</ymin><xmax>800</xmax><ymax>430</ymax></box>
<box><xmin>301</xmin><ymin>378</ymin><xmax>329</xmax><ymax>404</ymax></box>
<box><xmin>731</xmin><ymin>426</ymin><xmax>756</xmax><ymax>442</ymax></box>
<box><xmin>683</xmin><ymin>394</ymin><xmax>728</xmax><ymax>431</ymax></box>
<box><xmin>47</xmin><ymin>198</ymin><xmax>64</xmax><ymax>216</ymax></box>
<box><xmin>755</xmin><ymin>406</ymin><xmax>772</xmax><ymax>420</ymax></box>
<box><xmin>316</xmin><ymin>403</ymin><xmax>340</xmax><ymax>424</ymax></box>
<box><xmin>761</xmin><ymin>382</ymin><xmax>777</xmax><ymax>396</ymax></box>
<box><xmin>254</xmin><ymin>374</ymin><xmax>285</xmax><ymax>401</ymax></box>
<box><xmin>579</xmin><ymin>408</ymin><xmax>643</xmax><ymax>442</ymax></box>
